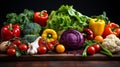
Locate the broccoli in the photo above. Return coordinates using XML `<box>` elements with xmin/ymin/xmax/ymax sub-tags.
<box><xmin>22</xmin><ymin>22</ymin><xmax>42</xmax><ymax>44</ymax></box>
<box><xmin>22</xmin><ymin>34</ymin><xmax>39</xmax><ymax>44</ymax></box>
<box><xmin>23</xmin><ymin>22</ymin><xmax>41</xmax><ymax>35</ymax></box>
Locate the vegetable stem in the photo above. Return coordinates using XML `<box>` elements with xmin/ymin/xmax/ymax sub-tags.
<box><xmin>82</xmin><ymin>45</ymin><xmax>89</xmax><ymax>57</ymax></box>
<box><xmin>100</xmin><ymin>50</ymin><xmax>112</xmax><ymax>57</ymax></box>
<box><xmin>100</xmin><ymin>44</ymin><xmax>113</xmax><ymax>57</ymax></box>
<box><xmin>8</xmin><ymin>24</ymin><xmax>13</xmax><ymax>31</ymax></box>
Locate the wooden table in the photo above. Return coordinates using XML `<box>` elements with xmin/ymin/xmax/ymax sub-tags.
<box><xmin>0</xmin><ymin>61</ymin><xmax>120</xmax><ymax>67</ymax></box>
<box><xmin>0</xmin><ymin>53</ymin><xmax>120</xmax><ymax>67</ymax></box>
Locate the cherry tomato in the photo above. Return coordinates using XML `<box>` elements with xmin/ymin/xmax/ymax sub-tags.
<box><xmin>87</xmin><ymin>46</ymin><xmax>96</xmax><ymax>55</ymax></box>
<box><xmin>8</xmin><ymin>43</ymin><xmax>17</xmax><ymax>49</ymax></box>
<box><xmin>13</xmin><ymin>39</ymin><xmax>21</xmax><ymax>46</ymax></box>
<box><xmin>56</xmin><ymin>44</ymin><xmax>65</xmax><ymax>53</ymax></box>
<box><xmin>47</xmin><ymin>42</ymin><xmax>54</xmax><ymax>51</ymax></box>
<box><xmin>37</xmin><ymin>46</ymin><xmax>47</xmax><ymax>54</ymax></box>
<box><xmin>18</xmin><ymin>44</ymin><xmax>28</xmax><ymax>51</ymax></box>
<box><xmin>93</xmin><ymin>44</ymin><xmax>101</xmax><ymax>52</ymax></box>
<box><xmin>38</xmin><ymin>38</ymin><xmax>47</xmax><ymax>46</ymax></box>
<box><xmin>94</xmin><ymin>35</ymin><xmax>103</xmax><ymax>43</ymax></box>
<box><xmin>50</xmin><ymin>40</ymin><xmax>59</xmax><ymax>46</ymax></box>
<box><xmin>7</xmin><ymin>48</ymin><xmax>16</xmax><ymax>56</ymax></box>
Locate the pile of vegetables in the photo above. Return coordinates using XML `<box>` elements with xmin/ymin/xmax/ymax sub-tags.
<box><xmin>0</xmin><ymin>5</ymin><xmax>120</xmax><ymax>58</ymax></box>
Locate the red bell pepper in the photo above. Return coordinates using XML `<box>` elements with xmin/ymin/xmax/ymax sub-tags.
<box><xmin>102</xmin><ymin>22</ymin><xmax>120</xmax><ymax>38</ymax></box>
<box><xmin>1</xmin><ymin>24</ymin><xmax>20</xmax><ymax>41</ymax></box>
<box><xmin>34</xmin><ymin>10</ymin><xmax>48</xmax><ymax>27</ymax></box>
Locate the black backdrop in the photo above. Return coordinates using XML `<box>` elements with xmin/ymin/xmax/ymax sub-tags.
<box><xmin>0</xmin><ymin>0</ymin><xmax>120</xmax><ymax>28</ymax></box>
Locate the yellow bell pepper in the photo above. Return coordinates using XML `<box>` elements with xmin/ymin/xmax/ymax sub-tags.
<box><xmin>41</xmin><ymin>29</ymin><xmax>58</xmax><ymax>42</ymax></box>
<box><xmin>89</xmin><ymin>18</ymin><xmax>105</xmax><ymax>37</ymax></box>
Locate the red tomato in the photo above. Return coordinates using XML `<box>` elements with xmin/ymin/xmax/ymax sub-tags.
<box><xmin>13</xmin><ymin>39</ymin><xmax>21</xmax><ymax>46</ymax></box>
<box><xmin>50</xmin><ymin>40</ymin><xmax>59</xmax><ymax>46</ymax></box>
<box><xmin>8</xmin><ymin>43</ymin><xmax>17</xmax><ymax>49</ymax></box>
<box><xmin>87</xmin><ymin>46</ymin><xmax>96</xmax><ymax>55</ymax></box>
<box><xmin>7</xmin><ymin>48</ymin><xmax>16</xmax><ymax>56</ymax></box>
<box><xmin>38</xmin><ymin>38</ymin><xmax>47</xmax><ymax>46</ymax></box>
<box><xmin>37</xmin><ymin>46</ymin><xmax>47</xmax><ymax>54</ymax></box>
<box><xmin>93</xmin><ymin>44</ymin><xmax>101</xmax><ymax>52</ymax></box>
<box><xmin>47</xmin><ymin>42</ymin><xmax>54</xmax><ymax>51</ymax></box>
<box><xmin>18</xmin><ymin>44</ymin><xmax>28</xmax><ymax>51</ymax></box>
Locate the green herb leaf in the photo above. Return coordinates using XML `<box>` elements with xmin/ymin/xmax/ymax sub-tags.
<box><xmin>16</xmin><ymin>50</ymin><xmax>22</xmax><ymax>57</ymax></box>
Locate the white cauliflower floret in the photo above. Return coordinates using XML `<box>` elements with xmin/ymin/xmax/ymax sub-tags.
<box><xmin>102</xmin><ymin>34</ymin><xmax>120</xmax><ymax>53</ymax></box>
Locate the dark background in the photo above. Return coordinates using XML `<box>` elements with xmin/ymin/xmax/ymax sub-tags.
<box><xmin>0</xmin><ymin>0</ymin><xmax>120</xmax><ymax>28</ymax></box>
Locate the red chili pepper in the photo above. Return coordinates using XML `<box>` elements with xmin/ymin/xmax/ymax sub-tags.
<box><xmin>1</xmin><ymin>24</ymin><xmax>20</xmax><ymax>41</ymax></box>
<box><xmin>34</xmin><ymin>10</ymin><xmax>48</xmax><ymax>27</ymax></box>
<box><xmin>102</xmin><ymin>22</ymin><xmax>120</xmax><ymax>38</ymax></box>
<box><xmin>82</xmin><ymin>28</ymin><xmax>94</xmax><ymax>40</ymax></box>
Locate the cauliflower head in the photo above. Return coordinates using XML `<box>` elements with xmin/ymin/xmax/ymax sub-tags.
<box><xmin>102</xmin><ymin>34</ymin><xmax>120</xmax><ymax>53</ymax></box>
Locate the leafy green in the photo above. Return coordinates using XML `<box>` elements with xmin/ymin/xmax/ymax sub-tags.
<box><xmin>45</xmin><ymin>5</ymin><xmax>90</xmax><ymax>34</ymax></box>
<box><xmin>16</xmin><ymin>49</ymin><xmax>22</xmax><ymax>57</ymax></box>
<box><xmin>3</xmin><ymin>9</ymin><xmax>34</xmax><ymax>31</ymax></box>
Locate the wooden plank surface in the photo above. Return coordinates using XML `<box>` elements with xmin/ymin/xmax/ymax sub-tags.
<box><xmin>0</xmin><ymin>61</ymin><xmax>120</xmax><ymax>67</ymax></box>
<box><xmin>0</xmin><ymin>53</ymin><xmax>120</xmax><ymax>61</ymax></box>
